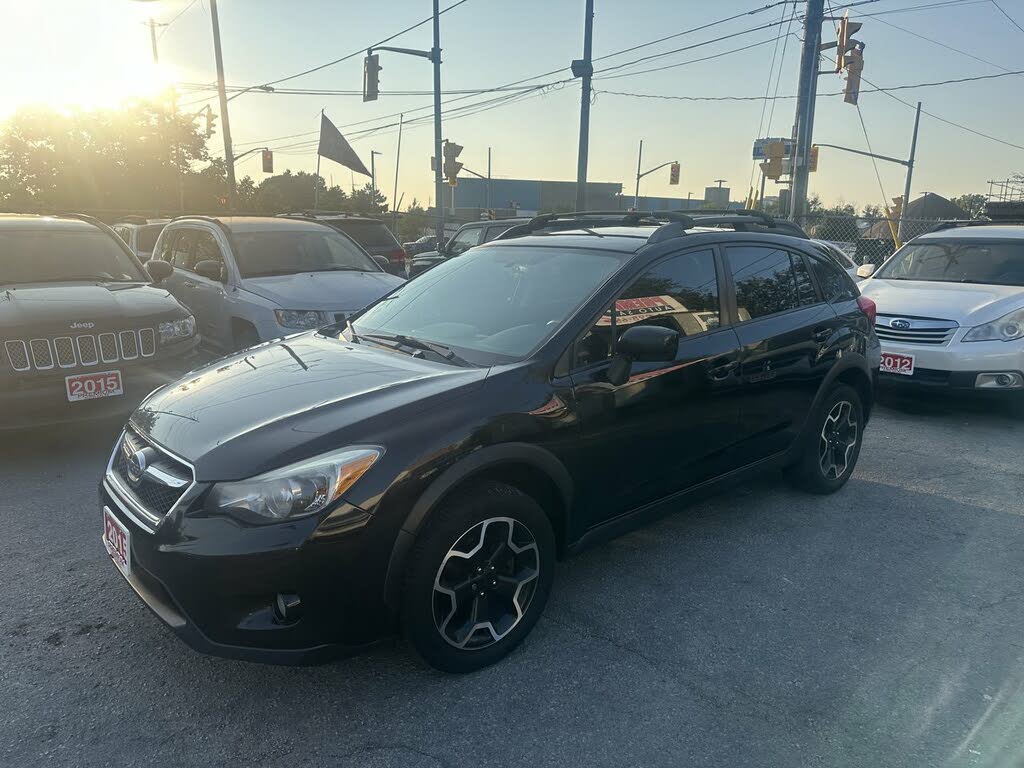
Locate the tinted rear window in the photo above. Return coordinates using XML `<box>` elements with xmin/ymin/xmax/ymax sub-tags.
<box><xmin>325</xmin><ymin>220</ymin><xmax>398</xmax><ymax>248</ymax></box>
<box><xmin>136</xmin><ymin>225</ymin><xmax>165</xmax><ymax>252</ymax></box>
<box><xmin>0</xmin><ymin>229</ymin><xmax>146</xmax><ymax>284</ymax></box>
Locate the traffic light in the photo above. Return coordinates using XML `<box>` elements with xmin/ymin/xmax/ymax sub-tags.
<box><xmin>669</xmin><ymin>162</ymin><xmax>680</xmax><ymax>186</ymax></box>
<box><xmin>835</xmin><ymin>13</ymin><xmax>864</xmax><ymax>73</ymax></box>
<box><xmin>363</xmin><ymin>53</ymin><xmax>381</xmax><ymax>102</ymax></box>
<box><xmin>204</xmin><ymin>105</ymin><xmax>214</xmax><ymax>138</ymax></box>
<box><xmin>261</xmin><ymin>149</ymin><xmax>273</xmax><ymax>174</ymax></box>
<box><xmin>808</xmin><ymin>145</ymin><xmax>819</xmax><ymax>173</ymax></box>
<box><xmin>843</xmin><ymin>48</ymin><xmax>865</xmax><ymax>105</ymax></box>
<box><xmin>443</xmin><ymin>141</ymin><xmax>463</xmax><ymax>186</ymax></box>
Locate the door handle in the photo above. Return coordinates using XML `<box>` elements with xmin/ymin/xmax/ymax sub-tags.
<box><xmin>812</xmin><ymin>326</ymin><xmax>831</xmax><ymax>343</ymax></box>
<box><xmin>708</xmin><ymin>359</ymin><xmax>739</xmax><ymax>381</ymax></box>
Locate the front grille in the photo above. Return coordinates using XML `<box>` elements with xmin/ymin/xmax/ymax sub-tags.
<box><xmin>875</xmin><ymin>315</ymin><xmax>958</xmax><ymax>346</ymax></box>
<box><xmin>30</xmin><ymin>339</ymin><xmax>54</xmax><ymax>369</ymax></box>
<box><xmin>5</xmin><ymin>328</ymin><xmax>155</xmax><ymax>372</ymax></box>
<box><xmin>110</xmin><ymin>428</ymin><xmax>193</xmax><ymax>520</ymax></box>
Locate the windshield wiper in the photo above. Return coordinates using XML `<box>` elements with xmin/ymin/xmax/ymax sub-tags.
<box><xmin>363</xmin><ymin>333</ymin><xmax>473</xmax><ymax>367</ymax></box>
<box><xmin>317</xmin><ymin>265</ymin><xmax>372</xmax><ymax>273</ymax></box>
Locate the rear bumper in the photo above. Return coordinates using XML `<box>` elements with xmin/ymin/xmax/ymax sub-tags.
<box><xmin>0</xmin><ymin>339</ymin><xmax>200</xmax><ymax>429</ymax></box>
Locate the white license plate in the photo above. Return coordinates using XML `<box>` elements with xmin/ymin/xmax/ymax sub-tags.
<box><xmin>65</xmin><ymin>370</ymin><xmax>123</xmax><ymax>402</ymax></box>
<box><xmin>103</xmin><ymin>506</ymin><xmax>131</xmax><ymax>578</ymax></box>
<box><xmin>880</xmin><ymin>351</ymin><xmax>915</xmax><ymax>376</ymax></box>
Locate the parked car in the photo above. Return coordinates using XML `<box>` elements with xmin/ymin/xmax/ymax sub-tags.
<box><xmin>407</xmin><ymin>218</ymin><xmax>529</xmax><ymax>278</ymax></box>
<box><xmin>111</xmin><ymin>217</ymin><xmax>170</xmax><ymax>262</ymax></box>
<box><xmin>280</xmin><ymin>212</ymin><xmax>407</xmax><ymax>276</ymax></box>
<box><xmin>813</xmin><ymin>239</ymin><xmax>862</xmax><ymax>280</ymax></box>
<box><xmin>148</xmin><ymin>216</ymin><xmax>404</xmax><ymax>354</ymax></box>
<box><xmin>403</xmin><ymin>234</ymin><xmax>439</xmax><ymax>257</ymax></box>
<box><xmin>100</xmin><ymin>211</ymin><xmax>878</xmax><ymax>672</ymax></box>
<box><xmin>857</xmin><ymin>221</ymin><xmax>1024</xmax><ymax>401</ymax></box>
<box><xmin>1</xmin><ymin>214</ymin><xmax>198</xmax><ymax>429</ymax></box>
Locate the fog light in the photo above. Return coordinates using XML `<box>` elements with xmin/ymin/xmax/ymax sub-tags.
<box><xmin>975</xmin><ymin>372</ymin><xmax>1024</xmax><ymax>389</ymax></box>
<box><xmin>274</xmin><ymin>593</ymin><xmax>302</xmax><ymax>624</ymax></box>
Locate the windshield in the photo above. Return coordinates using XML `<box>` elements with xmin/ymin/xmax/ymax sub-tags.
<box><xmin>0</xmin><ymin>229</ymin><xmax>147</xmax><ymax>284</ymax></box>
<box><xmin>327</xmin><ymin>220</ymin><xmax>398</xmax><ymax>248</ymax></box>
<box><xmin>137</xmin><ymin>224</ymin><xmax>164</xmax><ymax>253</ymax></box>
<box><xmin>352</xmin><ymin>245</ymin><xmax>624</xmax><ymax>364</ymax></box>
<box><xmin>233</xmin><ymin>229</ymin><xmax>378</xmax><ymax>278</ymax></box>
<box><xmin>877</xmin><ymin>240</ymin><xmax>1024</xmax><ymax>286</ymax></box>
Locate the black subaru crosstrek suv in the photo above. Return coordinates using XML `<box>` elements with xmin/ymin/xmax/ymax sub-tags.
<box><xmin>100</xmin><ymin>211</ymin><xmax>880</xmax><ymax>672</ymax></box>
<box><xmin>1</xmin><ymin>214</ymin><xmax>199</xmax><ymax>429</ymax></box>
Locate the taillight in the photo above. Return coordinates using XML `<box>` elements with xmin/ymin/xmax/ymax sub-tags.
<box><xmin>387</xmin><ymin>248</ymin><xmax>407</xmax><ymax>264</ymax></box>
<box><xmin>856</xmin><ymin>295</ymin><xmax>877</xmax><ymax>324</ymax></box>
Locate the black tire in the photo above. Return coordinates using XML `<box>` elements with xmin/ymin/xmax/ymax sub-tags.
<box><xmin>401</xmin><ymin>481</ymin><xmax>555</xmax><ymax>673</ymax></box>
<box><xmin>785</xmin><ymin>383</ymin><xmax>864</xmax><ymax>494</ymax></box>
<box><xmin>233</xmin><ymin>323</ymin><xmax>260</xmax><ymax>352</ymax></box>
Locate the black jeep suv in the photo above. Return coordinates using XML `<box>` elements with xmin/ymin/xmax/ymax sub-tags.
<box><xmin>1</xmin><ymin>214</ymin><xmax>199</xmax><ymax>429</ymax></box>
<box><xmin>100</xmin><ymin>212</ymin><xmax>879</xmax><ymax>672</ymax></box>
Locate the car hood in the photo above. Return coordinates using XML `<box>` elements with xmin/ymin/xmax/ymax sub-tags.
<box><xmin>858</xmin><ymin>278</ymin><xmax>1024</xmax><ymax>324</ymax></box>
<box><xmin>132</xmin><ymin>331</ymin><xmax>488</xmax><ymax>480</ymax></box>
<box><xmin>240</xmin><ymin>270</ymin><xmax>404</xmax><ymax>312</ymax></box>
<box><xmin>0</xmin><ymin>282</ymin><xmax>188</xmax><ymax>337</ymax></box>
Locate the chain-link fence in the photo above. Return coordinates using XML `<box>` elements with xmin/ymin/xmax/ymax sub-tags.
<box><xmin>794</xmin><ymin>214</ymin><xmax>970</xmax><ymax>267</ymax></box>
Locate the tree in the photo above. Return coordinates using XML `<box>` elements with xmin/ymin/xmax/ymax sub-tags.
<box><xmin>950</xmin><ymin>193</ymin><xmax>986</xmax><ymax>219</ymax></box>
<box><xmin>348</xmin><ymin>182</ymin><xmax>387</xmax><ymax>214</ymax></box>
<box><xmin>862</xmin><ymin>203</ymin><xmax>883</xmax><ymax>219</ymax></box>
<box><xmin>397</xmin><ymin>198</ymin><xmax>430</xmax><ymax>242</ymax></box>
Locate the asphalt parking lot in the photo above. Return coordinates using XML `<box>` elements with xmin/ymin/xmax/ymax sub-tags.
<box><xmin>2</xmin><ymin>393</ymin><xmax>1022</xmax><ymax>768</ymax></box>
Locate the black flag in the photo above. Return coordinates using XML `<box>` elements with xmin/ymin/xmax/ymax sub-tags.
<box><xmin>317</xmin><ymin>113</ymin><xmax>371</xmax><ymax>177</ymax></box>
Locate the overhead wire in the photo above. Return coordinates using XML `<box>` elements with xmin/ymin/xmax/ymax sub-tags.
<box><xmin>990</xmin><ymin>0</ymin><xmax>1024</xmax><ymax>34</ymax></box>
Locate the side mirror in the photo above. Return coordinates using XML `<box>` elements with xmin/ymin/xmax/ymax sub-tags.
<box><xmin>371</xmin><ymin>254</ymin><xmax>390</xmax><ymax>271</ymax></box>
<box><xmin>146</xmin><ymin>259</ymin><xmax>172</xmax><ymax>282</ymax></box>
<box><xmin>856</xmin><ymin>263</ymin><xmax>876</xmax><ymax>278</ymax></box>
<box><xmin>606</xmin><ymin>325</ymin><xmax>680</xmax><ymax>386</ymax></box>
<box><xmin>195</xmin><ymin>259</ymin><xmax>225</xmax><ymax>282</ymax></box>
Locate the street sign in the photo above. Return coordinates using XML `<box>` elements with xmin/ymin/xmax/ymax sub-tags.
<box><xmin>752</xmin><ymin>137</ymin><xmax>794</xmax><ymax>160</ymax></box>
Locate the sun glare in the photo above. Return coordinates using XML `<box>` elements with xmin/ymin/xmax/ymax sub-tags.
<box><xmin>0</xmin><ymin>0</ymin><xmax>180</xmax><ymax>118</ymax></box>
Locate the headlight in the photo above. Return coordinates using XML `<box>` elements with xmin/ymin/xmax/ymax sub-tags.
<box><xmin>274</xmin><ymin>309</ymin><xmax>328</xmax><ymax>329</ymax></box>
<box><xmin>159</xmin><ymin>316</ymin><xmax>195</xmax><ymax>343</ymax></box>
<box><xmin>205</xmin><ymin>447</ymin><xmax>381</xmax><ymax>523</ymax></box>
<box><xmin>963</xmin><ymin>307</ymin><xmax>1024</xmax><ymax>342</ymax></box>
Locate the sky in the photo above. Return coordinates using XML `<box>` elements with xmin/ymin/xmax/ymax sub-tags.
<box><xmin>2</xmin><ymin>0</ymin><xmax>1023</xmax><ymax>212</ymax></box>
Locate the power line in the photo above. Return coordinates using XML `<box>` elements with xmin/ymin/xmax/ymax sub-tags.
<box><xmin>593</xmin><ymin>36</ymin><xmax>789</xmax><ymax>81</ymax></box>
<box><xmin>871</xmin><ymin>15</ymin><xmax>1013</xmax><ymax>71</ymax></box>
<box><xmin>990</xmin><ymin>0</ymin><xmax>1024</xmax><ymax>34</ymax></box>
<box><xmin>158</xmin><ymin>0</ymin><xmax>200</xmax><ymax>40</ymax></box>
<box><xmin>766</xmin><ymin>7</ymin><xmax>798</xmax><ymax>134</ymax></box>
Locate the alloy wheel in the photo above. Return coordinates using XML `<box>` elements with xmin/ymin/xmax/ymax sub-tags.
<box><xmin>819</xmin><ymin>400</ymin><xmax>859</xmax><ymax>480</ymax></box>
<box><xmin>432</xmin><ymin>517</ymin><xmax>540</xmax><ymax>650</ymax></box>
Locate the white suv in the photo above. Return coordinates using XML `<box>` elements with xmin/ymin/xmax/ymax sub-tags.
<box><xmin>149</xmin><ymin>216</ymin><xmax>404</xmax><ymax>352</ymax></box>
<box><xmin>858</xmin><ymin>222</ymin><xmax>1024</xmax><ymax>401</ymax></box>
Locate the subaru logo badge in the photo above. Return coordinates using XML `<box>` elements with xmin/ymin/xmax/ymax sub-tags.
<box><xmin>890</xmin><ymin>318</ymin><xmax>912</xmax><ymax>329</ymax></box>
<box><xmin>126</xmin><ymin>447</ymin><xmax>154</xmax><ymax>485</ymax></box>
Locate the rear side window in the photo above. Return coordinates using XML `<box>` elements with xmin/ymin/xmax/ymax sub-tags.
<box><xmin>328</xmin><ymin>220</ymin><xmax>398</xmax><ymax>248</ymax></box>
<box><xmin>137</xmin><ymin>225</ymin><xmax>164</xmax><ymax>253</ymax></box>
<box><xmin>809</xmin><ymin>253</ymin><xmax>857</xmax><ymax>302</ymax></box>
<box><xmin>727</xmin><ymin>246</ymin><xmax>819</xmax><ymax>321</ymax></box>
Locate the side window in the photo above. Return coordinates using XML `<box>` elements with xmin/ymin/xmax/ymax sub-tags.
<box><xmin>727</xmin><ymin>246</ymin><xmax>817</xmax><ymax>322</ymax></box>
<box><xmin>482</xmin><ymin>224</ymin><xmax>510</xmax><ymax>243</ymax></box>
<box><xmin>168</xmin><ymin>230</ymin><xmax>197</xmax><ymax>270</ymax></box>
<box><xmin>192</xmin><ymin>230</ymin><xmax>224</xmax><ymax>271</ymax></box>
<box><xmin>447</xmin><ymin>227</ymin><xmax>482</xmax><ymax>256</ymax></box>
<box><xmin>574</xmin><ymin>249</ymin><xmax>720</xmax><ymax>368</ymax></box>
<box><xmin>809</xmin><ymin>252</ymin><xmax>857</xmax><ymax>302</ymax></box>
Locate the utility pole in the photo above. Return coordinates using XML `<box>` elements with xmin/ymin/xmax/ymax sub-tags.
<box><xmin>392</xmin><ymin>114</ymin><xmax>403</xmax><ymax>233</ymax></box>
<box><xmin>789</xmin><ymin>0</ymin><xmax>825</xmax><ymax>219</ymax></box>
<box><xmin>432</xmin><ymin>0</ymin><xmax>445</xmax><ymax>241</ymax></box>
<box><xmin>146</xmin><ymin>18</ymin><xmax>162</xmax><ymax>64</ymax></box>
<box><xmin>633</xmin><ymin>139</ymin><xmax>643</xmax><ymax>209</ymax></box>
<box><xmin>574</xmin><ymin>0</ymin><xmax>595</xmax><ymax>211</ymax></box>
<box><xmin>370</xmin><ymin>150</ymin><xmax>382</xmax><ymax>204</ymax></box>
<box><xmin>898</xmin><ymin>101</ymin><xmax>922</xmax><ymax>243</ymax></box>
<box><xmin>210</xmin><ymin>0</ymin><xmax>237</xmax><ymax>209</ymax></box>
<box><xmin>758</xmin><ymin>170</ymin><xmax>768</xmax><ymax>211</ymax></box>
<box><xmin>486</xmin><ymin>147</ymin><xmax>492</xmax><ymax>211</ymax></box>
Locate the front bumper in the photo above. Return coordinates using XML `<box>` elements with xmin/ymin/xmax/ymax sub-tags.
<box><xmin>99</xmin><ymin>476</ymin><xmax>393</xmax><ymax>665</ymax></box>
<box><xmin>0</xmin><ymin>339</ymin><xmax>201</xmax><ymax>429</ymax></box>
<box><xmin>878</xmin><ymin>335</ymin><xmax>1024</xmax><ymax>392</ymax></box>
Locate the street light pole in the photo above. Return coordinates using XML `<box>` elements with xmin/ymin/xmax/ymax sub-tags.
<box><xmin>574</xmin><ymin>0</ymin><xmax>595</xmax><ymax>211</ymax></box>
<box><xmin>432</xmin><ymin>0</ymin><xmax>445</xmax><ymax>242</ymax></box>
<box><xmin>633</xmin><ymin>139</ymin><xmax>643</xmax><ymax>209</ymax></box>
<box><xmin>209</xmin><ymin>0</ymin><xmax>237</xmax><ymax>210</ymax></box>
<box><xmin>370</xmin><ymin>150</ymin><xmax>382</xmax><ymax>204</ymax></box>
<box><xmin>898</xmin><ymin>101</ymin><xmax>922</xmax><ymax>243</ymax></box>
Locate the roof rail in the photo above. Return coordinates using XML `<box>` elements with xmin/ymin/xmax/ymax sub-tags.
<box><xmin>928</xmin><ymin>218</ymin><xmax>1024</xmax><ymax>232</ymax></box>
<box><xmin>112</xmin><ymin>215</ymin><xmax>150</xmax><ymax>225</ymax></box>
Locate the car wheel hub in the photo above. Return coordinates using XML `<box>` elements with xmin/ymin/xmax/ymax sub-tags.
<box><xmin>819</xmin><ymin>400</ymin><xmax>858</xmax><ymax>480</ymax></box>
<box><xmin>432</xmin><ymin>517</ymin><xmax>539</xmax><ymax>650</ymax></box>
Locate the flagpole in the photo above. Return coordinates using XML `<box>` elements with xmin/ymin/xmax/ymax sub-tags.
<box><xmin>314</xmin><ymin>109</ymin><xmax>323</xmax><ymax>210</ymax></box>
